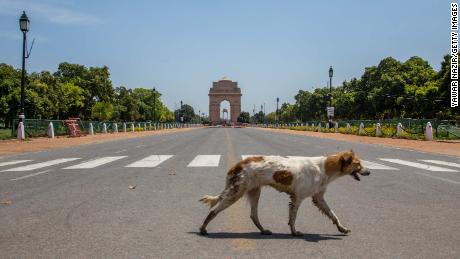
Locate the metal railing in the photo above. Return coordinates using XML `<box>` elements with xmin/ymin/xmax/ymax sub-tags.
<box><xmin>254</xmin><ymin>118</ymin><xmax>459</xmax><ymax>140</ymax></box>
<box><xmin>11</xmin><ymin>119</ymin><xmax>201</xmax><ymax>138</ymax></box>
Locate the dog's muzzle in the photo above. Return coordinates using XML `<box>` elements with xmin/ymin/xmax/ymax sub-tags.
<box><xmin>351</xmin><ymin>168</ymin><xmax>371</xmax><ymax>181</ymax></box>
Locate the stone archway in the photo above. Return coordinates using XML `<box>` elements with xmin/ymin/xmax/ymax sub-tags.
<box><xmin>209</xmin><ymin>77</ymin><xmax>242</xmax><ymax>125</ymax></box>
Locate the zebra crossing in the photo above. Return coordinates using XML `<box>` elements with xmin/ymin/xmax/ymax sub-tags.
<box><xmin>1</xmin><ymin>155</ymin><xmax>459</xmax><ymax>181</ymax></box>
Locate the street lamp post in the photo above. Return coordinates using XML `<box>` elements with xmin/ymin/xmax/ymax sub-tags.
<box><xmin>263</xmin><ymin>103</ymin><xmax>266</xmax><ymax>124</ymax></box>
<box><xmin>152</xmin><ymin>88</ymin><xmax>156</xmax><ymax>123</ymax></box>
<box><xmin>328</xmin><ymin>66</ymin><xmax>334</xmax><ymax>127</ymax></box>
<box><xmin>276</xmin><ymin>97</ymin><xmax>279</xmax><ymax>125</ymax></box>
<box><xmin>180</xmin><ymin>100</ymin><xmax>183</xmax><ymax>123</ymax></box>
<box><xmin>260</xmin><ymin>104</ymin><xmax>263</xmax><ymax>124</ymax></box>
<box><xmin>19</xmin><ymin>11</ymin><xmax>30</xmax><ymax>124</ymax></box>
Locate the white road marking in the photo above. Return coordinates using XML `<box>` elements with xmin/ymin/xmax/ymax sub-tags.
<box><xmin>241</xmin><ymin>155</ymin><xmax>269</xmax><ymax>160</ymax></box>
<box><xmin>0</xmin><ymin>160</ymin><xmax>32</xmax><ymax>167</ymax></box>
<box><xmin>3</xmin><ymin>158</ymin><xmax>80</xmax><ymax>172</ymax></box>
<box><xmin>10</xmin><ymin>170</ymin><xmax>53</xmax><ymax>181</ymax></box>
<box><xmin>412</xmin><ymin>171</ymin><xmax>460</xmax><ymax>185</ymax></box>
<box><xmin>420</xmin><ymin>160</ymin><xmax>460</xmax><ymax>169</ymax></box>
<box><xmin>361</xmin><ymin>160</ymin><xmax>398</xmax><ymax>170</ymax></box>
<box><xmin>125</xmin><ymin>155</ymin><xmax>173</xmax><ymax>168</ymax></box>
<box><xmin>64</xmin><ymin>156</ymin><xmax>127</xmax><ymax>169</ymax></box>
<box><xmin>379</xmin><ymin>159</ymin><xmax>458</xmax><ymax>172</ymax></box>
<box><xmin>187</xmin><ymin>155</ymin><xmax>221</xmax><ymax>167</ymax></box>
<box><xmin>114</xmin><ymin>149</ymin><xmax>127</xmax><ymax>154</ymax></box>
<box><xmin>241</xmin><ymin>155</ymin><xmax>275</xmax><ymax>160</ymax></box>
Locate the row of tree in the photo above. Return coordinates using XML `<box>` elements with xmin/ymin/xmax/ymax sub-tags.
<box><xmin>0</xmin><ymin>62</ymin><xmax>203</xmax><ymax>128</ymax></box>
<box><xmin>241</xmin><ymin>54</ymin><xmax>458</xmax><ymax>123</ymax></box>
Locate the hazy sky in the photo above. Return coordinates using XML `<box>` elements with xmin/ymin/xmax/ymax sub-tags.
<box><xmin>0</xmin><ymin>0</ymin><xmax>451</xmax><ymax>116</ymax></box>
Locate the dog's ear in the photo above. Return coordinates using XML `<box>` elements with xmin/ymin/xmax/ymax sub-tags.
<box><xmin>340</xmin><ymin>152</ymin><xmax>353</xmax><ymax>166</ymax></box>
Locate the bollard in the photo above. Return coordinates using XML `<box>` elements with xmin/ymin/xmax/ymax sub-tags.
<box><xmin>149</xmin><ymin>122</ymin><xmax>152</xmax><ymax>130</ymax></box>
<box><xmin>123</xmin><ymin>123</ymin><xmax>127</xmax><ymax>132</ymax></box>
<box><xmin>102</xmin><ymin>123</ymin><xmax>107</xmax><ymax>134</ymax></box>
<box><xmin>305</xmin><ymin>123</ymin><xmax>309</xmax><ymax>130</ymax></box>
<box><xmin>144</xmin><ymin>123</ymin><xmax>147</xmax><ymax>131</ymax></box>
<box><xmin>17</xmin><ymin>121</ymin><xmax>25</xmax><ymax>140</ymax></box>
<box><xmin>376</xmin><ymin>123</ymin><xmax>382</xmax><ymax>137</ymax></box>
<box><xmin>138</xmin><ymin>123</ymin><xmax>141</xmax><ymax>130</ymax></box>
<box><xmin>47</xmin><ymin>122</ymin><xmax>55</xmax><ymax>138</ymax></box>
<box><xmin>335</xmin><ymin>122</ymin><xmax>339</xmax><ymax>133</ymax></box>
<box><xmin>326</xmin><ymin>123</ymin><xmax>330</xmax><ymax>133</ymax></box>
<box><xmin>131</xmin><ymin>123</ymin><xmax>135</xmax><ymax>133</ymax></box>
<box><xmin>318</xmin><ymin>122</ymin><xmax>322</xmax><ymax>132</ymax></box>
<box><xmin>346</xmin><ymin>123</ymin><xmax>351</xmax><ymax>134</ymax></box>
<box><xmin>425</xmin><ymin>122</ymin><xmax>433</xmax><ymax>141</ymax></box>
<box><xmin>359</xmin><ymin>123</ymin><xmax>364</xmax><ymax>135</ymax></box>
<box><xmin>89</xmin><ymin>123</ymin><xmax>94</xmax><ymax>135</ymax></box>
<box><xmin>114</xmin><ymin>123</ymin><xmax>118</xmax><ymax>133</ymax></box>
<box><xmin>396</xmin><ymin>123</ymin><xmax>403</xmax><ymax>137</ymax></box>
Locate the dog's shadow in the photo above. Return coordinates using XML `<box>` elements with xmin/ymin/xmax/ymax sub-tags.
<box><xmin>188</xmin><ymin>231</ymin><xmax>345</xmax><ymax>242</ymax></box>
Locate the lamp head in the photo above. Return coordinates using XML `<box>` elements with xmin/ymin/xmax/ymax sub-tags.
<box><xmin>19</xmin><ymin>11</ymin><xmax>30</xmax><ymax>32</ymax></box>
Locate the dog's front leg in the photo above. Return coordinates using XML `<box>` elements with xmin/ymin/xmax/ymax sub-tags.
<box><xmin>312</xmin><ymin>192</ymin><xmax>350</xmax><ymax>234</ymax></box>
<box><xmin>288</xmin><ymin>194</ymin><xmax>303</xmax><ymax>236</ymax></box>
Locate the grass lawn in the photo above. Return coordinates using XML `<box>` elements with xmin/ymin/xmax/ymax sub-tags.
<box><xmin>0</xmin><ymin>128</ymin><xmax>13</xmax><ymax>140</ymax></box>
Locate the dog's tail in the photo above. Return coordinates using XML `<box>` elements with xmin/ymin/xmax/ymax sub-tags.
<box><xmin>199</xmin><ymin>195</ymin><xmax>221</xmax><ymax>209</ymax></box>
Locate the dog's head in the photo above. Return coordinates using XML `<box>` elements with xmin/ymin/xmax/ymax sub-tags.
<box><xmin>338</xmin><ymin>150</ymin><xmax>370</xmax><ymax>181</ymax></box>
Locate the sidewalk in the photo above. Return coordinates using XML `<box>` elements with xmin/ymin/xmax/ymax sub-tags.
<box><xmin>258</xmin><ymin>128</ymin><xmax>460</xmax><ymax>157</ymax></box>
<box><xmin>0</xmin><ymin>128</ymin><xmax>197</xmax><ymax>156</ymax></box>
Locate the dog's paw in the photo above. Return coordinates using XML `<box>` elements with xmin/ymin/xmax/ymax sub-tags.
<box><xmin>338</xmin><ymin>226</ymin><xmax>351</xmax><ymax>234</ymax></box>
<box><xmin>261</xmin><ymin>229</ymin><xmax>272</xmax><ymax>235</ymax></box>
<box><xmin>199</xmin><ymin>228</ymin><xmax>208</xmax><ymax>235</ymax></box>
<box><xmin>291</xmin><ymin>231</ymin><xmax>304</xmax><ymax>236</ymax></box>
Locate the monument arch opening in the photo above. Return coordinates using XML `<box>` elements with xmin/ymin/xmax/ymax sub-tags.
<box><xmin>220</xmin><ymin>100</ymin><xmax>231</xmax><ymax>123</ymax></box>
<box><xmin>208</xmin><ymin>77</ymin><xmax>242</xmax><ymax>125</ymax></box>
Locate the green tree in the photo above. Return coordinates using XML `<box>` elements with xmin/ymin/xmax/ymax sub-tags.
<box><xmin>0</xmin><ymin>64</ymin><xmax>21</xmax><ymax>127</ymax></box>
<box><xmin>91</xmin><ymin>102</ymin><xmax>114</xmax><ymax>121</ymax></box>
<box><xmin>175</xmin><ymin>104</ymin><xmax>195</xmax><ymax>123</ymax></box>
<box><xmin>237</xmin><ymin>111</ymin><xmax>250</xmax><ymax>123</ymax></box>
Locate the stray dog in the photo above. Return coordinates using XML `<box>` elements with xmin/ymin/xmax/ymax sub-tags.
<box><xmin>199</xmin><ymin>150</ymin><xmax>370</xmax><ymax>236</ymax></box>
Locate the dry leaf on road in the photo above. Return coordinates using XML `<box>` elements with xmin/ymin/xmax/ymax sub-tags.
<box><xmin>0</xmin><ymin>200</ymin><xmax>12</xmax><ymax>205</ymax></box>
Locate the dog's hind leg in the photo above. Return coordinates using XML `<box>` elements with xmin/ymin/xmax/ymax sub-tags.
<box><xmin>199</xmin><ymin>186</ymin><xmax>246</xmax><ymax>235</ymax></box>
<box><xmin>312</xmin><ymin>192</ymin><xmax>350</xmax><ymax>234</ymax></box>
<box><xmin>247</xmin><ymin>187</ymin><xmax>272</xmax><ymax>235</ymax></box>
<box><xmin>288</xmin><ymin>194</ymin><xmax>303</xmax><ymax>236</ymax></box>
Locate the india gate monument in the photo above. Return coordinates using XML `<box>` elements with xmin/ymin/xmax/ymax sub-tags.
<box><xmin>208</xmin><ymin>77</ymin><xmax>242</xmax><ymax>125</ymax></box>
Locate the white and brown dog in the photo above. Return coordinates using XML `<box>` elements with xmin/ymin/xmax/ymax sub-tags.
<box><xmin>199</xmin><ymin>150</ymin><xmax>370</xmax><ymax>236</ymax></box>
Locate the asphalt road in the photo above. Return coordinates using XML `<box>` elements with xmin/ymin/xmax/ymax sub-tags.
<box><xmin>1</xmin><ymin>128</ymin><xmax>459</xmax><ymax>258</ymax></box>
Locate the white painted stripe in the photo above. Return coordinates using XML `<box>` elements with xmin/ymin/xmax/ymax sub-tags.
<box><xmin>3</xmin><ymin>158</ymin><xmax>80</xmax><ymax>172</ymax></box>
<box><xmin>64</xmin><ymin>156</ymin><xmax>127</xmax><ymax>169</ymax></box>
<box><xmin>125</xmin><ymin>155</ymin><xmax>173</xmax><ymax>168</ymax></box>
<box><xmin>412</xmin><ymin>171</ymin><xmax>460</xmax><ymax>185</ymax></box>
<box><xmin>10</xmin><ymin>170</ymin><xmax>53</xmax><ymax>181</ymax></box>
<box><xmin>0</xmin><ymin>160</ymin><xmax>32</xmax><ymax>167</ymax></box>
<box><xmin>420</xmin><ymin>160</ymin><xmax>460</xmax><ymax>169</ymax></box>
<box><xmin>379</xmin><ymin>159</ymin><xmax>458</xmax><ymax>172</ymax></box>
<box><xmin>241</xmin><ymin>155</ymin><xmax>266</xmax><ymax>160</ymax></box>
<box><xmin>361</xmin><ymin>160</ymin><xmax>398</xmax><ymax>170</ymax></box>
<box><xmin>187</xmin><ymin>155</ymin><xmax>221</xmax><ymax>167</ymax></box>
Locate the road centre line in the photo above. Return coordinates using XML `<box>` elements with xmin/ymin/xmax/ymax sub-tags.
<box><xmin>10</xmin><ymin>170</ymin><xmax>53</xmax><ymax>181</ymax></box>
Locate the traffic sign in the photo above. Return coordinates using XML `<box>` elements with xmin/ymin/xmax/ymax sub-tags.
<box><xmin>327</xmin><ymin>107</ymin><xmax>334</xmax><ymax>117</ymax></box>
